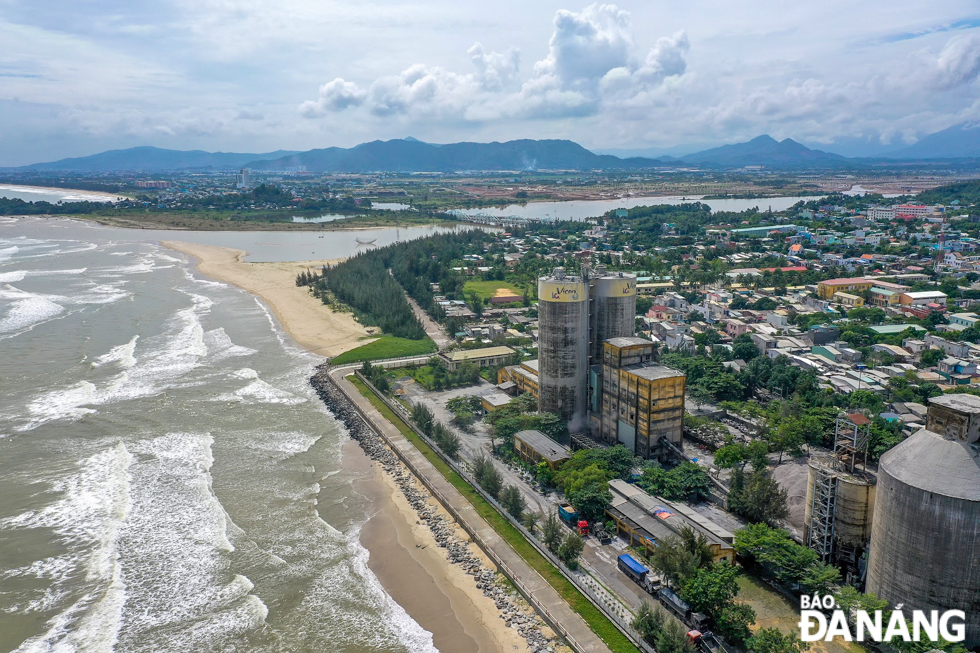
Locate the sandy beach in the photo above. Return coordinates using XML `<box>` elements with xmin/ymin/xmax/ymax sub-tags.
<box><xmin>166</xmin><ymin>239</ymin><xmax>531</xmax><ymax>652</ymax></box>
<box><xmin>162</xmin><ymin>241</ymin><xmax>371</xmax><ymax>357</ymax></box>
<box><xmin>348</xmin><ymin>442</ymin><xmax>530</xmax><ymax>653</ymax></box>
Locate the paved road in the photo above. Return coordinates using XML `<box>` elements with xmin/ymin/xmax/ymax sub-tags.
<box><xmin>406</xmin><ymin>294</ymin><xmax>452</xmax><ymax>349</ymax></box>
<box><xmin>330</xmin><ymin>367</ymin><xmax>613</xmax><ymax>653</ymax></box>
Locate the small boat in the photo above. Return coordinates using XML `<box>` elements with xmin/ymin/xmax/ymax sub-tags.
<box><xmin>355</xmin><ymin>237</ymin><xmax>377</xmax><ymax>245</ymax></box>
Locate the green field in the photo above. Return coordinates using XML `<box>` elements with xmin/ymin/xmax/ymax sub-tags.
<box><xmin>330</xmin><ymin>336</ymin><xmax>437</xmax><ymax>365</ymax></box>
<box><xmin>462</xmin><ymin>280</ymin><xmax>525</xmax><ymax>301</ymax></box>
<box><xmin>737</xmin><ymin>575</ymin><xmax>865</xmax><ymax>653</ymax></box>
<box><xmin>350</xmin><ymin>376</ymin><xmax>639</xmax><ymax>653</ymax></box>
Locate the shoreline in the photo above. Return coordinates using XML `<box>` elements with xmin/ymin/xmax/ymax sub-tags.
<box><xmin>162</xmin><ymin>240</ymin><xmax>371</xmax><ymax>358</ymax></box>
<box><xmin>165</xmin><ymin>238</ymin><xmax>541</xmax><ymax>651</ymax></box>
<box><xmin>316</xmin><ymin>374</ymin><xmax>557</xmax><ymax>653</ymax></box>
<box><xmin>0</xmin><ymin>183</ymin><xmax>122</xmax><ymax>202</ymax></box>
<box><xmin>347</xmin><ymin>440</ymin><xmax>531</xmax><ymax>653</ymax></box>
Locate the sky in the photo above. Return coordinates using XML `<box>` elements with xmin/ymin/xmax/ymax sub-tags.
<box><xmin>1</xmin><ymin>0</ymin><xmax>980</xmax><ymax>166</ymax></box>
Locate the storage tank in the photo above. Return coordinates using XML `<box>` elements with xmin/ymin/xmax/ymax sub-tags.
<box><xmin>538</xmin><ymin>268</ymin><xmax>589</xmax><ymax>435</ymax></box>
<box><xmin>803</xmin><ymin>457</ymin><xmax>875</xmax><ymax>580</ymax></box>
<box><xmin>589</xmin><ymin>270</ymin><xmax>637</xmax><ymax>366</ymax></box>
<box><xmin>866</xmin><ymin>394</ymin><xmax>980</xmax><ymax>646</ymax></box>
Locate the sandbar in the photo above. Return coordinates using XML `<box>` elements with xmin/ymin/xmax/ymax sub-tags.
<box><xmin>162</xmin><ymin>240</ymin><xmax>371</xmax><ymax>357</ymax></box>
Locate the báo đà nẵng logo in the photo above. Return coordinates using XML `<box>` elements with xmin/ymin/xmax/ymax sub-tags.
<box><xmin>798</xmin><ymin>595</ymin><xmax>966</xmax><ymax>644</ymax></box>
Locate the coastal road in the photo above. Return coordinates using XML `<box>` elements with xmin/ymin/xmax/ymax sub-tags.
<box><xmin>330</xmin><ymin>367</ymin><xmax>613</xmax><ymax>653</ymax></box>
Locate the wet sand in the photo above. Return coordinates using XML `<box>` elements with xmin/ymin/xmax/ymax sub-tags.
<box><xmin>348</xmin><ymin>442</ymin><xmax>529</xmax><ymax>653</ymax></box>
<box><xmin>162</xmin><ymin>241</ymin><xmax>372</xmax><ymax>357</ymax></box>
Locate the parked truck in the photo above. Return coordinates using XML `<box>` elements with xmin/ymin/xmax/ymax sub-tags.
<box><xmin>557</xmin><ymin>503</ymin><xmax>588</xmax><ymax>535</ymax></box>
<box><xmin>617</xmin><ymin>554</ymin><xmax>649</xmax><ymax>585</ymax></box>
<box><xmin>658</xmin><ymin>588</ymin><xmax>707</xmax><ymax>630</ymax></box>
<box><xmin>557</xmin><ymin>503</ymin><xmax>578</xmax><ymax>524</ymax></box>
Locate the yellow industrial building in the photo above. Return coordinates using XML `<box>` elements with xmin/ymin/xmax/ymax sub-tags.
<box><xmin>594</xmin><ymin>337</ymin><xmax>686</xmax><ymax>460</ymax></box>
<box><xmin>497</xmin><ymin>359</ymin><xmax>540</xmax><ymax>397</ymax></box>
<box><xmin>816</xmin><ymin>278</ymin><xmax>872</xmax><ymax>300</ymax></box>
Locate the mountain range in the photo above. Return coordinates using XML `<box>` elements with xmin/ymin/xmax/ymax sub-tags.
<box><xmin>9</xmin><ymin>123</ymin><xmax>980</xmax><ymax>173</ymax></box>
<box><xmin>18</xmin><ymin>146</ymin><xmax>300</xmax><ymax>172</ymax></box>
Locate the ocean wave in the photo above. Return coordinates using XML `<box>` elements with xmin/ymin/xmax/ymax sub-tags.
<box><xmin>345</xmin><ymin>526</ymin><xmax>439</xmax><ymax>653</ymax></box>
<box><xmin>115</xmin><ymin>433</ymin><xmax>266</xmax><ymax>650</ymax></box>
<box><xmin>203</xmin><ymin>327</ymin><xmax>257</xmax><ymax>361</ymax></box>
<box><xmin>17</xmin><ymin>293</ymin><xmax>213</xmax><ymax>430</ymax></box>
<box><xmin>93</xmin><ymin>335</ymin><xmax>139</xmax><ymax>370</ymax></box>
<box><xmin>0</xmin><ymin>288</ymin><xmax>66</xmax><ymax>336</ymax></box>
<box><xmin>0</xmin><ymin>270</ymin><xmax>26</xmax><ymax>283</ymax></box>
<box><xmin>4</xmin><ymin>443</ymin><xmax>133</xmax><ymax>653</ymax></box>
<box><xmin>215</xmin><ymin>369</ymin><xmax>306</xmax><ymax>405</ymax></box>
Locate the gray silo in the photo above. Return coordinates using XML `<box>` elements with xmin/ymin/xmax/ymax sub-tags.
<box><xmin>866</xmin><ymin>394</ymin><xmax>980</xmax><ymax>647</ymax></box>
<box><xmin>538</xmin><ymin>267</ymin><xmax>589</xmax><ymax>435</ymax></box>
<box><xmin>589</xmin><ymin>268</ymin><xmax>638</xmax><ymax>366</ymax></box>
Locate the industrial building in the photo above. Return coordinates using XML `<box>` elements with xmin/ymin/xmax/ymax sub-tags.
<box><xmin>594</xmin><ymin>337</ymin><xmax>686</xmax><ymax>459</ymax></box>
<box><xmin>536</xmin><ymin>266</ymin><xmax>685</xmax><ymax>459</ymax></box>
<box><xmin>537</xmin><ymin>267</ymin><xmax>591</xmax><ymax>433</ymax></box>
<box><xmin>865</xmin><ymin>394</ymin><xmax>980</xmax><ymax>647</ymax></box>
<box><xmin>606</xmin><ymin>479</ymin><xmax>735</xmax><ymax>562</ymax></box>
<box><xmin>439</xmin><ymin>345</ymin><xmax>514</xmax><ymax>372</ymax></box>
<box><xmin>513</xmin><ymin>430</ymin><xmax>571</xmax><ymax>470</ymax></box>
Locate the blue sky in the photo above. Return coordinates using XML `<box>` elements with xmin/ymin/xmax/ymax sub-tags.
<box><xmin>1</xmin><ymin>0</ymin><xmax>979</xmax><ymax>165</ymax></box>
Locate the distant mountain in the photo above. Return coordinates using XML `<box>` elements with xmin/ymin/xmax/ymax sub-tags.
<box><xmin>592</xmin><ymin>145</ymin><xmax>692</xmax><ymax>160</ymax></box>
<box><xmin>246</xmin><ymin>139</ymin><xmax>667</xmax><ymax>172</ymax></box>
<box><xmin>885</xmin><ymin>123</ymin><xmax>980</xmax><ymax>160</ymax></box>
<box><xmin>681</xmin><ymin>135</ymin><xmax>846</xmax><ymax>168</ymax></box>
<box><xmin>20</xmin><ymin>146</ymin><xmax>299</xmax><ymax>172</ymax></box>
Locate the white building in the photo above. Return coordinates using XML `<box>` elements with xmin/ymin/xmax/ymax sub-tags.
<box><xmin>867</xmin><ymin>206</ymin><xmax>895</xmax><ymax>221</ymax></box>
<box><xmin>236</xmin><ymin>168</ymin><xmax>251</xmax><ymax>189</ymax></box>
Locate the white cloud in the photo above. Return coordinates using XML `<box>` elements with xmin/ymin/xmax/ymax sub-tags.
<box><xmin>300</xmin><ymin>4</ymin><xmax>689</xmax><ymax>123</ymax></box>
<box><xmin>299</xmin><ymin>78</ymin><xmax>367</xmax><ymax>116</ymax></box>
<box><xmin>932</xmin><ymin>34</ymin><xmax>980</xmax><ymax>88</ymax></box>
<box><xmin>2</xmin><ymin>0</ymin><xmax>980</xmax><ymax>164</ymax></box>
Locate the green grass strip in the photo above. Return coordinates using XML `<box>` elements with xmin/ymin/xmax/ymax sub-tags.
<box><xmin>330</xmin><ymin>335</ymin><xmax>437</xmax><ymax>365</ymax></box>
<box><xmin>350</xmin><ymin>376</ymin><xmax>639</xmax><ymax>653</ymax></box>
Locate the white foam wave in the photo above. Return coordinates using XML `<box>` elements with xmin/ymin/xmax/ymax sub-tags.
<box><xmin>113</xmin><ymin>433</ymin><xmax>265</xmax><ymax>648</ymax></box>
<box><xmin>0</xmin><ymin>291</ymin><xmax>66</xmax><ymax>335</ymax></box>
<box><xmin>203</xmin><ymin>328</ymin><xmax>256</xmax><ymax>361</ymax></box>
<box><xmin>0</xmin><ymin>245</ymin><xmax>18</xmax><ymax>261</ymax></box>
<box><xmin>5</xmin><ymin>443</ymin><xmax>133</xmax><ymax>653</ymax></box>
<box><xmin>216</xmin><ymin>368</ymin><xmax>306</xmax><ymax>405</ymax></box>
<box><xmin>0</xmin><ymin>270</ymin><xmax>26</xmax><ymax>283</ymax></box>
<box><xmin>93</xmin><ymin>336</ymin><xmax>139</xmax><ymax>370</ymax></box>
<box><xmin>24</xmin><ymin>381</ymin><xmax>99</xmax><ymax>427</ymax></box>
<box><xmin>71</xmin><ymin>281</ymin><xmax>131</xmax><ymax>306</ymax></box>
<box><xmin>347</xmin><ymin>527</ymin><xmax>439</xmax><ymax>653</ymax></box>
<box><xmin>17</xmin><ymin>293</ymin><xmax>213</xmax><ymax>430</ymax></box>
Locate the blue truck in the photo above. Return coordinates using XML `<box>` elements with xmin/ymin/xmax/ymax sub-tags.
<box><xmin>557</xmin><ymin>503</ymin><xmax>588</xmax><ymax>535</ymax></box>
<box><xmin>617</xmin><ymin>554</ymin><xmax>649</xmax><ymax>584</ymax></box>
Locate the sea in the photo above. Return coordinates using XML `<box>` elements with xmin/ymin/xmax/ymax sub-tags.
<box><xmin>0</xmin><ymin>217</ymin><xmax>439</xmax><ymax>653</ymax></box>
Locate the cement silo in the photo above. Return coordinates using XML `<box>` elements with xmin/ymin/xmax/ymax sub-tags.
<box><xmin>803</xmin><ymin>456</ymin><xmax>876</xmax><ymax>583</ymax></box>
<box><xmin>866</xmin><ymin>394</ymin><xmax>980</xmax><ymax>647</ymax></box>
<box><xmin>589</xmin><ymin>269</ymin><xmax>637</xmax><ymax>366</ymax></box>
<box><xmin>538</xmin><ymin>268</ymin><xmax>589</xmax><ymax>435</ymax></box>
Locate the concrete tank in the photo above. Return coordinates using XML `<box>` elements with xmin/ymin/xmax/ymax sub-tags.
<box><xmin>803</xmin><ymin>458</ymin><xmax>876</xmax><ymax>577</ymax></box>
<box><xmin>866</xmin><ymin>426</ymin><xmax>980</xmax><ymax>646</ymax></box>
<box><xmin>538</xmin><ymin>268</ymin><xmax>589</xmax><ymax>435</ymax></box>
<box><xmin>589</xmin><ymin>271</ymin><xmax>637</xmax><ymax>366</ymax></box>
